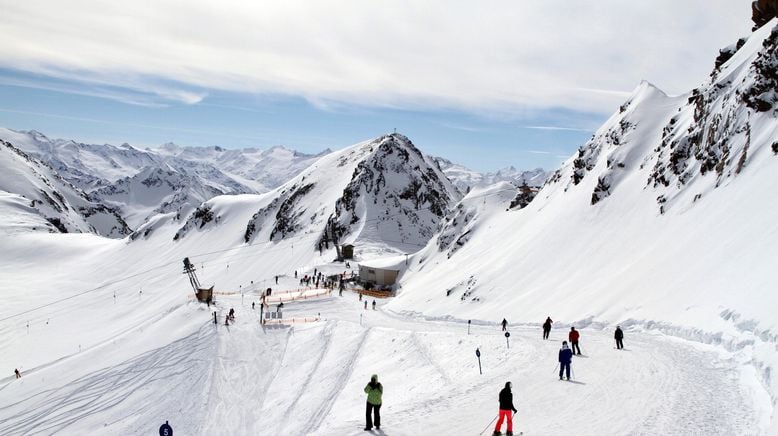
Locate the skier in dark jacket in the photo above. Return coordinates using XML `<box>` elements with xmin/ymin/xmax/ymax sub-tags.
<box><xmin>14</xmin><ymin>368</ymin><xmax>21</xmax><ymax>379</ymax></box>
<box><xmin>559</xmin><ymin>341</ymin><xmax>573</xmax><ymax>380</ymax></box>
<box><xmin>493</xmin><ymin>381</ymin><xmax>518</xmax><ymax>436</ymax></box>
<box><xmin>364</xmin><ymin>374</ymin><xmax>383</xmax><ymax>430</ymax></box>
<box><xmin>568</xmin><ymin>327</ymin><xmax>581</xmax><ymax>355</ymax></box>
<box><xmin>501</xmin><ymin>318</ymin><xmax>508</xmax><ymax>331</ymax></box>
<box><xmin>615</xmin><ymin>326</ymin><xmax>624</xmax><ymax>349</ymax></box>
<box><xmin>542</xmin><ymin>317</ymin><xmax>553</xmax><ymax>339</ymax></box>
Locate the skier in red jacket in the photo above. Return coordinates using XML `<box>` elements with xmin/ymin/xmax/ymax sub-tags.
<box><xmin>568</xmin><ymin>327</ymin><xmax>581</xmax><ymax>355</ymax></box>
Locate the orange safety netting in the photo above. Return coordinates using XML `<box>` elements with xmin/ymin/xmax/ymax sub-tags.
<box><xmin>354</xmin><ymin>289</ymin><xmax>393</xmax><ymax>299</ymax></box>
<box><xmin>262</xmin><ymin>317</ymin><xmax>321</xmax><ymax>325</ymax></box>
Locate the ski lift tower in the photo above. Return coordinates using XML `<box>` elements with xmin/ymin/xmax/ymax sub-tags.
<box><xmin>183</xmin><ymin>257</ymin><xmax>213</xmax><ymax>303</ymax></box>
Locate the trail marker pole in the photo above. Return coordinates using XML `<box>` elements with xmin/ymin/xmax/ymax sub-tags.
<box><xmin>476</xmin><ymin>348</ymin><xmax>482</xmax><ymax>375</ymax></box>
<box><xmin>505</xmin><ymin>331</ymin><xmax>511</xmax><ymax>349</ymax></box>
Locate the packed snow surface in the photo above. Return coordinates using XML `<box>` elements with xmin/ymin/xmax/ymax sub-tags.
<box><xmin>0</xmin><ymin>233</ymin><xmax>765</xmax><ymax>434</ymax></box>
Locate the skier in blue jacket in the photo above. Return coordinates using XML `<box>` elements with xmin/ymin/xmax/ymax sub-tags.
<box><xmin>559</xmin><ymin>341</ymin><xmax>573</xmax><ymax>380</ymax></box>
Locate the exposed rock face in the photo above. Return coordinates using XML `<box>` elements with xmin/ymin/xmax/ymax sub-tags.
<box><xmin>323</xmin><ymin>134</ymin><xmax>460</xmax><ymax>249</ymax></box>
<box><xmin>753</xmin><ymin>0</ymin><xmax>778</xmax><ymax>30</ymax></box>
<box><xmin>0</xmin><ymin>139</ymin><xmax>131</xmax><ymax>237</ymax></box>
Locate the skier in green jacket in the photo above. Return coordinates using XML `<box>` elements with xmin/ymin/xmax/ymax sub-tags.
<box><xmin>364</xmin><ymin>374</ymin><xmax>383</xmax><ymax>431</ymax></box>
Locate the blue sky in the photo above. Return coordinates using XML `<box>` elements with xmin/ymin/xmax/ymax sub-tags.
<box><xmin>0</xmin><ymin>75</ymin><xmax>600</xmax><ymax>171</ymax></box>
<box><xmin>0</xmin><ymin>1</ymin><xmax>752</xmax><ymax>172</ymax></box>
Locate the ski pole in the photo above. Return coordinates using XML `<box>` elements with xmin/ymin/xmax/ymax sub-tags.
<box><xmin>479</xmin><ymin>415</ymin><xmax>498</xmax><ymax>435</ymax></box>
<box><xmin>553</xmin><ymin>363</ymin><xmax>559</xmax><ymax>375</ymax></box>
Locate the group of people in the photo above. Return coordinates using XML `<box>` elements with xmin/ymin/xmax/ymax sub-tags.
<box><xmin>225</xmin><ymin>307</ymin><xmax>235</xmax><ymax>325</ymax></box>
<box><xmin>490</xmin><ymin>317</ymin><xmax>627</xmax><ymax>435</ymax></box>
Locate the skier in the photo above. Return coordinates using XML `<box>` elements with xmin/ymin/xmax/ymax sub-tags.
<box><xmin>364</xmin><ymin>300</ymin><xmax>368</xmax><ymax>310</ymax></box>
<box><xmin>228</xmin><ymin>308</ymin><xmax>235</xmax><ymax>321</ymax></box>
<box><xmin>493</xmin><ymin>381</ymin><xmax>518</xmax><ymax>436</ymax></box>
<box><xmin>294</xmin><ymin>270</ymin><xmax>298</xmax><ymax>279</ymax></box>
<box><xmin>275</xmin><ymin>275</ymin><xmax>278</xmax><ymax>285</ymax></box>
<box><xmin>542</xmin><ymin>317</ymin><xmax>553</xmax><ymax>340</ymax></box>
<box><xmin>225</xmin><ymin>314</ymin><xmax>230</xmax><ymax>326</ymax></box>
<box><xmin>252</xmin><ymin>302</ymin><xmax>255</xmax><ymax>310</ymax></box>
<box><xmin>359</xmin><ymin>292</ymin><xmax>363</xmax><ymax>302</ymax></box>
<box><xmin>615</xmin><ymin>326</ymin><xmax>624</xmax><ymax>350</ymax></box>
<box><xmin>364</xmin><ymin>374</ymin><xmax>383</xmax><ymax>431</ymax></box>
<box><xmin>501</xmin><ymin>318</ymin><xmax>508</xmax><ymax>332</ymax></box>
<box><xmin>568</xmin><ymin>327</ymin><xmax>581</xmax><ymax>355</ymax></box>
<box><xmin>559</xmin><ymin>341</ymin><xmax>573</xmax><ymax>380</ymax></box>
<box><xmin>14</xmin><ymin>368</ymin><xmax>21</xmax><ymax>379</ymax></box>
<box><xmin>372</xmin><ymin>300</ymin><xmax>376</xmax><ymax>310</ymax></box>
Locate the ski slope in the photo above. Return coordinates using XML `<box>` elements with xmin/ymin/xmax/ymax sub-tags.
<box><xmin>0</xmin><ymin>239</ymin><xmax>767</xmax><ymax>434</ymax></box>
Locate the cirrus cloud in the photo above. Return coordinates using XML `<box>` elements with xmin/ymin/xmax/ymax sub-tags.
<box><xmin>0</xmin><ymin>0</ymin><xmax>753</xmax><ymax>113</ymax></box>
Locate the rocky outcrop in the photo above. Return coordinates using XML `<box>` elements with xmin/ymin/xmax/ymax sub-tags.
<box><xmin>753</xmin><ymin>0</ymin><xmax>778</xmax><ymax>30</ymax></box>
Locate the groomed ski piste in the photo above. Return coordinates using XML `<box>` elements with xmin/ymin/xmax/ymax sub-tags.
<box><xmin>0</xmin><ymin>228</ymin><xmax>769</xmax><ymax>435</ymax></box>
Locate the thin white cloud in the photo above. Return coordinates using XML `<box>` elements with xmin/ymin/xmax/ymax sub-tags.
<box><xmin>527</xmin><ymin>150</ymin><xmax>553</xmax><ymax>155</ymax></box>
<box><xmin>0</xmin><ymin>0</ymin><xmax>753</xmax><ymax>113</ymax></box>
<box><xmin>522</xmin><ymin>126</ymin><xmax>594</xmax><ymax>132</ymax></box>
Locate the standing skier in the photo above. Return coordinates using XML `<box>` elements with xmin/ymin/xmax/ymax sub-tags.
<box><xmin>493</xmin><ymin>381</ymin><xmax>518</xmax><ymax>436</ymax></box>
<box><xmin>364</xmin><ymin>300</ymin><xmax>368</xmax><ymax>310</ymax></box>
<box><xmin>542</xmin><ymin>317</ymin><xmax>553</xmax><ymax>340</ymax></box>
<box><xmin>275</xmin><ymin>275</ymin><xmax>278</xmax><ymax>285</ymax></box>
<box><xmin>372</xmin><ymin>300</ymin><xmax>376</xmax><ymax>310</ymax></box>
<box><xmin>364</xmin><ymin>374</ymin><xmax>383</xmax><ymax>430</ymax></box>
<box><xmin>615</xmin><ymin>326</ymin><xmax>624</xmax><ymax>349</ymax></box>
<box><xmin>568</xmin><ymin>327</ymin><xmax>581</xmax><ymax>355</ymax></box>
<box><xmin>559</xmin><ymin>341</ymin><xmax>573</xmax><ymax>380</ymax></box>
<box><xmin>14</xmin><ymin>368</ymin><xmax>21</xmax><ymax>379</ymax></box>
<box><xmin>501</xmin><ymin>318</ymin><xmax>508</xmax><ymax>332</ymax></box>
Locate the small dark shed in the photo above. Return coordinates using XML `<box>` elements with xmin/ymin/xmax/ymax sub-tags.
<box><xmin>342</xmin><ymin>244</ymin><xmax>355</xmax><ymax>259</ymax></box>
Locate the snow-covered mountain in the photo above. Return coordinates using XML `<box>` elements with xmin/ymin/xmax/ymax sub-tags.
<box><xmin>0</xmin><ymin>139</ymin><xmax>130</xmax><ymax>237</ymax></box>
<box><xmin>150</xmin><ymin>143</ymin><xmax>331</xmax><ymax>193</ymax></box>
<box><xmin>174</xmin><ymin>133</ymin><xmax>462</xmax><ymax>259</ymax></box>
<box><xmin>434</xmin><ymin>156</ymin><xmax>548</xmax><ymax>193</ymax></box>
<box><xmin>0</xmin><ymin>128</ymin><xmax>330</xmax><ymax>228</ymax></box>
<box><xmin>389</xmin><ymin>17</ymin><xmax>778</xmax><ymax>432</ymax></box>
<box><xmin>3</xmin><ymin>10</ymin><xmax>777</xmax><ymax>435</ymax></box>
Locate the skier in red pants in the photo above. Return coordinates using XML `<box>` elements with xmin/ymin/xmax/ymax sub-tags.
<box><xmin>493</xmin><ymin>381</ymin><xmax>517</xmax><ymax>436</ymax></box>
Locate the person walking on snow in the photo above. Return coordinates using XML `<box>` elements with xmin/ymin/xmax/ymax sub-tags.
<box><xmin>364</xmin><ymin>374</ymin><xmax>383</xmax><ymax>430</ymax></box>
<box><xmin>501</xmin><ymin>318</ymin><xmax>508</xmax><ymax>331</ymax></box>
<box><xmin>559</xmin><ymin>341</ymin><xmax>573</xmax><ymax>380</ymax></box>
<box><xmin>569</xmin><ymin>327</ymin><xmax>581</xmax><ymax>355</ymax></box>
<box><xmin>542</xmin><ymin>317</ymin><xmax>553</xmax><ymax>340</ymax></box>
<box><xmin>615</xmin><ymin>326</ymin><xmax>624</xmax><ymax>350</ymax></box>
<box><xmin>493</xmin><ymin>381</ymin><xmax>518</xmax><ymax>436</ymax></box>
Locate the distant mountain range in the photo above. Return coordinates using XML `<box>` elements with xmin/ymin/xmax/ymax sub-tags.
<box><xmin>0</xmin><ymin>127</ymin><xmax>545</xmax><ymax>236</ymax></box>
